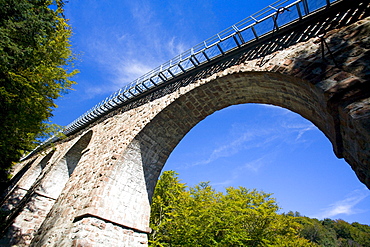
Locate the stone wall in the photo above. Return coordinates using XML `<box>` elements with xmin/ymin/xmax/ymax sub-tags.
<box><xmin>0</xmin><ymin>1</ymin><xmax>369</xmax><ymax>246</ymax></box>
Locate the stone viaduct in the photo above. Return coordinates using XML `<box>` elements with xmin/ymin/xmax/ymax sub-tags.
<box><xmin>1</xmin><ymin>0</ymin><xmax>369</xmax><ymax>246</ymax></box>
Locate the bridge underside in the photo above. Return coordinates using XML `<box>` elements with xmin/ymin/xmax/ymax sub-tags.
<box><xmin>1</xmin><ymin>0</ymin><xmax>370</xmax><ymax>246</ymax></box>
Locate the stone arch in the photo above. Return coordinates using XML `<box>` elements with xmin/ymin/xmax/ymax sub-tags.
<box><xmin>0</xmin><ymin>157</ymin><xmax>37</xmax><ymax>203</ymax></box>
<box><xmin>0</xmin><ymin>131</ymin><xmax>93</xmax><ymax>246</ymax></box>
<box><xmin>69</xmin><ymin>71</ymin><xmax>350</xmax><ymax>246</ymax></box>
<box><xmin>17</xmin><ymin>150</ymin><xmax>55</xmax><ymax>192</ymax></box>
<box><xmin>0</xmin><ymin>151</ymin><xmax>54</xmax><ymax>213</ymax></box>
<box><xmin>4</xmin><ymin>158</ymin><xmax>36</xmax><ymax>191</ymax></box>
<box><xmin>37</xmin><ymin>130</ymin><xmax>93</xmax><ymax>199</ymax></box>
<box><xmin>137</xmin><ymin>71</ymin><xmax>340</xmax><ymax>200</ymax></box>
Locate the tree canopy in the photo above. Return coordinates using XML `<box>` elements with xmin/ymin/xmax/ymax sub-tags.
<box><xmin>149</xmin><ymin>171</ymin><xmax>370</xmax><ymax>247</ymax></box>
<box><xmin>149</xmin><ymin>171</ymin><xmax>314</xmax><ymax>246</ymax></box>
<box><xmin>0</xmin><ymin>0</ymin><xmax>77</xmax><ymax>188</ymax></box>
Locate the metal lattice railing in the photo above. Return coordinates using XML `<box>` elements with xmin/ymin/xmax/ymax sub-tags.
<box><xmin>63</xmin><ymin>0</ymin><xmax>336</xmax><ymax>136</ymax></box>
<box><xmin>28</xmin><ymin>0</ymin><xmax>339</xmax><ymax>156</ymax></box>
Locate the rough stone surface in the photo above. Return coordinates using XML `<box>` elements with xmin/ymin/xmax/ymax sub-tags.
<box><xmin>1</xmin><ymin>3</ymin><xmax>370</xmax><ymax>246</ymax></box>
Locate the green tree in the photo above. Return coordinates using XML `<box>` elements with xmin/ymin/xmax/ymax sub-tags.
<box><xmin>149</xmin><ymin>171</ymin><xmax>311</xmax><ymax>247</ymax></box>
<box><xmin>149</xmin><ymin>170</ymin><xmax>187</xmax><ymax>245</ymax></box>
<box><xmin>351</xmin><ymin>222</ymin><xmax>370</xmax><ymax>235</ymax></box>
<box><xmin>334</xmin><ymin>220</ymin><xmax>353</xmax><ymax>241</ymax></box>
<box><xmin>293</xmin><ymin>216</ymin><xmax>338</xmax><ymax>246</ymax></box>
<box><xmin>332</xmin><ymin>220</ymin><xmax>370</xmax><ymax>247</ymax></box>
<box><xmin>0</xmin><ymin>0</ymin><xmax>77</xmax><ymax>188</ymax></box>
<box><xmin>350</xmin><ymin>222</ymin><xmax>370</xmax><ymax>246</ymax></box>
<box><xmin>289</xmin><ymin>217</ymin><xmax>370</xmax><ymax>246</ymax></box>
<box><xmin>272</xmin><ymin>214</ymin><xmax>318</xmax><ymax>246</ymax></box>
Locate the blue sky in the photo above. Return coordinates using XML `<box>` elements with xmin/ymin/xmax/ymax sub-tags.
<box><xmin>52</xmin><ymin>0</ymin><xmax>370</xmax><ymax>225</ymax></box>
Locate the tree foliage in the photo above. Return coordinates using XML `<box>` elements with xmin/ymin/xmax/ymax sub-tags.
<box><xmin>149</xmin><ymin>171</ymin><xmax>370</xmax><ymax>247</ymax></box>
<box><xmin>291</xmin><ymin>215</ymin><xmax>370</xmax><ymax>246</ymax></box>
<box><xmin>0</xmin><ymin>0</ymin><xmax>77</xmax><ymax>186</ymax></box>
<box><xmin>149</xmin><ymin>171</ymin><xmax>313</xmax><ymax>246</ymax></box>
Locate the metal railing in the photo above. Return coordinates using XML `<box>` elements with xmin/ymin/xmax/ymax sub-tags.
<box><xmin>63</xmin><ymin>0</ymin><xmax>336</xmax><ymax>136</ymax></box>
<box><xmin>26</xmin><ymin>0</ymin><xmax>339</xmax><ymax>157</ymax></box>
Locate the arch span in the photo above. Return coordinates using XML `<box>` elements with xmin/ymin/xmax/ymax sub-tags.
<box><xmin>59</xmin><ymin>71</ymin><xmax>344</xmax><ymax>246</ymax></box>
<box><xmin>137</xmin><ymin>71</ymin><xmax>342</xmax><ymax>199</ymax></box>
<box><xmin>36</xmin><ymin>130</ymin><xmax>93</xmax><ymax>199</ymax></box>
<box><xmin>67</xmin><ymin>68</ymin><xmax>369</xmax><ymax>246</ymax></box>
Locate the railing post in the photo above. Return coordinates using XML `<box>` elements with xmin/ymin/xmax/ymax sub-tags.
<box><xmin>302</xmin><ymin>0</ymin><xmax>309</xmax><ymax>15</ymax></box>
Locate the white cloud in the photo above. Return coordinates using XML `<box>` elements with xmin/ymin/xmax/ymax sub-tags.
<box><xmin>281</xmin><ymin>122</ymin><xmax>316</xmax><ymax>142</ymax></box>
<box><xmin>212</xmin><ymin>179</ymin><xmax>234</xmax><ymax>187</ymax></box>
<box><xmin>243</xmin><ymin>157</ymin><xmax>267</xmax><ymax>173</ymax></box>
<box><xmin>85</xmin><ymin>86</ymin><xmax>107</xmax><ymax>97</ymax></box>
<box><xmin>314</xmin><ymin>189</ymin><xmax>370</xmax><ymax>219</ymax></box>
<box><xmin>211</xmin><ymin>153</ymin><xmax>274</xmax><ymax>188</ymax></box>
<box><xmin>114</xmin><ymin>59</ymin><xmax>154</xmax><ymax>86</ymax></box>
<box><xmin>168</xmin><ymin>37</ymin><xmax>187</xmax><ymax>57</ymax></box>
<box><xmin>261</xmin><ymin>104</ymin><xmax>291</xmax><ymax>114</ymax></box>
<box><xmin>238</xmin><ymin>151</ymin><xmax>277</xmax><ymax>174</ymax></box>
<box><xmin>78</xmin><ymin>1</ymin><xmax>190</xmax><ymax>100</ymax></box>
<box><xmin>187</xmin><ymin>114</ymin><xmax>317</xmax><ymax>168</ymax></box>
<box><xmin>295</xmin><ymin>125</ymin><xmax>316</xmax><ymax>141</ymax></box>
<box><xmin>260</xmin><ymin>105</ymin><xmax>319</xmax><ymax>141</ymax></box>
<box><xmin>188</xmin><ymin>131</ymin><xmax>254</xmax><ymax>167</ymax></box>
